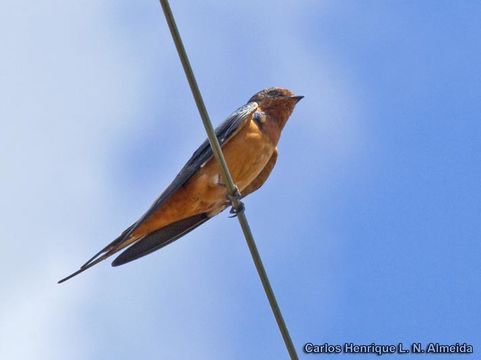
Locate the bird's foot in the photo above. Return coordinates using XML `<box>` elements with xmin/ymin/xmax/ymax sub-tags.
<box><xmin>228</xmin><ymin>186</ymin><xmax>245</xmax><ymax>218</ymax></box>
<box><xmin>229</xmin><ymin>202</ymin><xmax>245</xmax><ymax>217</ymax></box>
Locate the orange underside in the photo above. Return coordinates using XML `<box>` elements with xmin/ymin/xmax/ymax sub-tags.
<box><xmin>130</xmin><ymin>120</ymin><xmax>276</xmax><ymax>239</ymax></box>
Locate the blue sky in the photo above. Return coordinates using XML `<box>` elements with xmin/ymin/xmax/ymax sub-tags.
<box><xmin>1</xmin><ymin>1</ymin><xmax>480</xmax><ymax>359</ymax></box>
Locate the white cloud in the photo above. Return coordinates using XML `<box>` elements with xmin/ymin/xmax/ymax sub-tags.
<box><xmin>0</xmin><ymin>1</ymin><xmax>363</xmax><ymax>358</ymax></box>
<box><xmin>0</xmin><ymin>1</ymin><xmax>145</xmax><ymax>358</ymax></box>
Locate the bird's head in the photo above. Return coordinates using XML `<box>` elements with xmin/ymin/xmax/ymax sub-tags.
<box><xmin>248</xmin><ymin>87</ymin><xmax>303</xmax><ymax>129</ymax></box>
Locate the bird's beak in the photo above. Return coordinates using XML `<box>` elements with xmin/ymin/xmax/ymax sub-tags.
<box><xmin>290</xmin><ymin>95</ymin><xmax>304</xmax><ymax>103</ymax></box>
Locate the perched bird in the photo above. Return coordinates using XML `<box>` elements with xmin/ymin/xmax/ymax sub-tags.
<box><xmin>58</xmin><ymin>87</ymin><xmax>303</xmax><ymax>283</ymax></box>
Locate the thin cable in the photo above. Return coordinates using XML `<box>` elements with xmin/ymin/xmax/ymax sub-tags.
<box><xmin>158</xmin><ymin>1</ymin><xmax>298</xmax><ymax>359</ymax></box>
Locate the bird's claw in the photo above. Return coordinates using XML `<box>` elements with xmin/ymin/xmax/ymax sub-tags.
<box><xmin>227</xmin><ymin>186</ymin><xmax>244</xmax><ymax>217</ymax></box>
<box><xmin>229</xmin><ymin>201</ymin><xmax>245</xmax><ymax>217</ymax></box>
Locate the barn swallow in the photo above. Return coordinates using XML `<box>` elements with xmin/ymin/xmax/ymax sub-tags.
<box><xmin>58</xmin><ymin>87</ymin><xmax>303</xmax><ymax>283</ymax></box>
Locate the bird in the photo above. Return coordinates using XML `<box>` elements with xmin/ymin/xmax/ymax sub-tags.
<box><xmin>58</xmin><ymin>87</ymin><xmax>303</xmax><ymax>283</ymax></box>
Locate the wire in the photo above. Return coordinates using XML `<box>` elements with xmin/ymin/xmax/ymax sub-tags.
<box><xmin>158</xmin><ymin>1</ymin><xmax>298</xmax><ymax>359</ymax></box>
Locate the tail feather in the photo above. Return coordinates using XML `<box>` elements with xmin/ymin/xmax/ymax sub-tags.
<box><xmin>57</xmin><ymin>223</ymin><xmax>138</xmax><ymax>284</ymax></box>
<box><xmin>58</xmin><ymin>251</ymin><xmax>114</xmax><ymax>284</ymax></box>
<box><xmin>57</xmin><ymin>214</ymin><xmax>209</xmax><ymax>284</ymax></box>
<box><xmin>80</xmin><ymin>223</ymin><xmax>137</xmax><ymax>269</ymax></box>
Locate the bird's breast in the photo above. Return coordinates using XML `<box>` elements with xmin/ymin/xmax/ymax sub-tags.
<box><xmin>221</xmin><ymin>119</ymin><xmax>277</xmax><ymax>192</ymax></box>
<box><xmin>130</xmin><ymin>118</ymin><xmax>279</xmax><ymax>236</ymax></box>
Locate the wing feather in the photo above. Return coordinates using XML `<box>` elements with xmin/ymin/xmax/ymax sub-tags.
<box><xmin>122</xmin><ymin>101</ymin><xmax>258</xmax><ymax>239</ymax></box>
<box><xmin>58</xmin><ymin>102</ymin><xmax>257</xmax><ymax>282</ymax></box>
<box><xmin>111</xmin><ymin>213</ymin><xmax>209</xmax><ymax>266</ymax></box>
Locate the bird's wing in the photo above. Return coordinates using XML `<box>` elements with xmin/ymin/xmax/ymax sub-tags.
<box><xmin>58</xmin><ymin>102</ymin><xmax>257</xmax><ymax>283</ymax></box>
<box><xmin>127</xmin><ymin>101</ymin><xmax>258</xmax><ymax>234</ymax></box>
<box><xmin>111</xmin><ymin>213</ymin><xmax>209</xmax><ymax>266</ymax></box>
